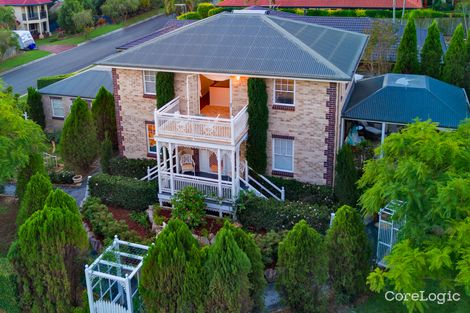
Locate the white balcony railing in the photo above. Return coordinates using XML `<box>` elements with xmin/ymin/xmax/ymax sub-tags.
<box><xmin>154</xmin><ymin>97</ymin><xmax>248</xmax><ymax>145</ymax></box>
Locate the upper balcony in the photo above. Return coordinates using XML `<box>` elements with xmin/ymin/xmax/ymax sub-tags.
<box><xmin>154</xmin><ymin>97</ymin><xmax>248</xmax><ymax>146</ymax></box>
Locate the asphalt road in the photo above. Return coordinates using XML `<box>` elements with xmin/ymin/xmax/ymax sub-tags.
<box><xmin>1</xmin><ymin>14</ymin><xmax>171</xmax><ymax>95</ymax></box>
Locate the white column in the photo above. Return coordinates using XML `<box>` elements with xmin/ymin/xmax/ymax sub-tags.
<box><xmin>380</xmin><ymin>122</ymin><xmax>386</xmax><ymax>158</ymax></box>
<box><xmin>217</xmin><ymin>148</ymin><xmax>222</xmax><ymax>198</ymax></box>
<box><xmin>339</xmin><ymin>118</ymin><xmax>345</xmax><ymax>148</ymax></box>
<box><xmin>156</xmin><ymin>141</ymin><xmax>162</xmax><ymax>195</ymax></box>
<box><xmin>175</xmin><ymin>145</ymin><xmax>179</xmax><ymax>174</ymax></box>
<box><xmin>125</xmin><ymin>274</ymin><xmax>133</xmax><ymax>313</ymax></box>
<box><xmin>169</xmin><ymin>143</ymin><xmax>174</xmax><ymax>195</ymax></box>
<box><xmin>229</xmin><ymin>78</ymin><xmax>233</xmax><ymax>117</ymax></box>
<box><xmin>231</xmin><ymin>150</ymin><xmax>236</xmax><ymax>201</ymax></box>
<box><xmin>84</xmin><ymin>266</ymin><xmax>95</xmax><ymax>313</ymax></box>
<box><xmin>236</xmin><ymin>144</ymin><xmax>241</xmax><ymax>195</ymax></box>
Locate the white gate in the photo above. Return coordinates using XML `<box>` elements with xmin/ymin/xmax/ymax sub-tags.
<box><xmin>95</xmin><ymin>300</ymin><xmax>128</xmax><ymax>313</ymax></box>
<box><xmin>376</xmin><ymin>202</ymin><xmax>404</xmax><ymax>267</ymax></box>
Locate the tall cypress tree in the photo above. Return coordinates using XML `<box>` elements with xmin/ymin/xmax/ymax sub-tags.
<box><xmin>15</xmin><ymin>153</ymin><xmax>46</xmax><ymax>201</ymax></box>
<box><xmin>334</xmin><ymin>144</ymin><xmax>360</xmax><ymax>207</ymax></box>
<box><xmin>393</xmin><ymin>18</ymin><xmax>419</xmax><ymax>74</ymax></box>
<box><xmin>61</xmin><ymin>97</ymin><xmax>99</xmax><ymax>171</ymax></box>
<box><xmin>26</xmin><ymin>87</ymin><xmax>45</xmax><ymax>129</ymax></box>
<box><xmin>326</xmin><ymin>205</ymin><xmax>370</xmax><ymax>303</ymax></box>
<box><xmin>442</xmin><ymin>24</ymin><xmax>466</xmax><ymax>87</ymax></box>
<box><xmin>420</xmin><ymin>20</ymin><xmax>443</xmax><ymax>78</ymax></box>
<box><xmin>16</xmin><ymin>173</ymin><xmax>53</xmax><ymax>227</ymax></box>
<box><xmin>44</xmin><ymin>188</ymin><xmax>80</xmax><ymax>215</ymax></box>
<box><xmin>156</xmin><ymin>72</ymin><xmax>175</xmax><ymax>109</ymax></box>
<box><xmin>247</xmin><ymin>78</ymin><xmax>268</xmax><ymax>174</ymax></box>
<box><xmin>464</xmin><ymin>28</ymin><xmax>470</xmax><ymax>94</ymax></box>
<box><xmin>91</xmin><ymin>87</ymin><xmax>117</xmax><ymax>148</ymax></box>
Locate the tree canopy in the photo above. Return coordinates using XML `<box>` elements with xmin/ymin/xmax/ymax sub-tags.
<box><xmin>420</xmin><ymin>20</ymin><xmax>443</xmax><ymax>78</ymax></box>
<box><xmin>58</xmin><ymin>0</ymin><xmax>85</xmax><ymax>33</ymax></box>
<box><xmin>91</xmin><ymin>86</ymin><xmax>117</xmax><ymax>147</ymax></box>
<box><xmin>26</xmin><ymin>87</ymin><xmax>45</xmax><ymax>129</ymax></box>
<box><xmin>393</xmin><ymin>18</ymin><xmax>419</xmax><ymax>74</ymax></box>
<box><xmin>16</xmin><ymin>173</ymin><xmax>53</xmax><ymax>227</ymax></box>
<box><xmin>247</xmin><ymin>78</ymin><xmax>268</xmax><ymax>174</ymax></box>
<box><xmin>0</xmin><ymin>6</ymin><xmax>15</xmax><ymax>29</ymax></box>
<box><xmin>359</xmin><ymin>120</ymin><xmax>470</xmax><ymax>312</ymax></box>
<box><xmin>442</xmin><ymin>24</ymin><xmax>466</xmax><ymax>87</ymax></box>
<box><xmin>101</xmin><ymin>0</ymin><xmax>140</xmax><ymax>22</ymax></box>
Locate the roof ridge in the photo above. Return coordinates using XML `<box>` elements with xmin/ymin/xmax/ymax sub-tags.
<box><xmin>261</xmin><ymin>15</ymin><xmax>348</xmax><ymax>79</ymax></box>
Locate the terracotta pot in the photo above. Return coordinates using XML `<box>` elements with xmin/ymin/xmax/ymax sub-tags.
<box><xmin>72</xmin><ymin>175</ymin><xmax>83</xmax><ymax>184</ymax></box>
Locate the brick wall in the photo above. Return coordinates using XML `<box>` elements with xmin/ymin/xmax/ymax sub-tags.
<box><xmin>324</xmin><ymin>83</ymin><xmax>337</xmax><ymax>186</ymax></box>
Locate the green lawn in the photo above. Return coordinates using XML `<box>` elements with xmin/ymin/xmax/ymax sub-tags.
<box><xmin>37</xmin><ymin>8</ymin><xmax>161</xmax><ymax>46</ymax></box>
<box><xmin>0</xmin><ymin>50</ymin><xmax>51</xmax><ymax>73</ymax></box>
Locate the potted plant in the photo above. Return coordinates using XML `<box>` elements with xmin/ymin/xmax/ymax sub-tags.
<box><xmin>72</xmin><ymin>174</ymin><xmax>83</xmax><ymax>184</ymax></box>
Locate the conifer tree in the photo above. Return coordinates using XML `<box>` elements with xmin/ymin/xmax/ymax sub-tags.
<box><xmin>44</xmin><ymin>188</ymin><xmax>80</xmax><ymax>215</ymax></box>
<box><xmin>334</xmin><ymin>144</ymin><xmax>360</xmax><ymax>207</ymax></box>
<box><xmin>100</xmin><ymin>133</ymin><xmax>113</xmax><ymax>174</ymax></box>
<box><xmin>442</xmin><ymin>24</ymin><xmax>466</xmax><ymax>87</ymax></box>
<box><xmin>277</xmin><ymin>220</ymin><xmax>328</xmax><ymax>313</ymax></box>
<box><xmin>204</xmin><ymin>226</ymin><xmax>252</xmax><ymax>313</ymax></box>
<box><xmin>15</xmin><ymin>153</ymin><xmax>46</xmax><ymax>201</ymax></box>
<box><xmin>140</xmin><ymin>218</ymin><xmax>205</xmax><ymax>313</ymax></box>
<box><xmin>156</xmin><ymin>72</ymin><xmax>175</xmax><ymax>109</ymax></box>
<box><xmin>91</xmin><ymin>87</ymin><xmax>117</xmax><ymax>148</ymax></box>
<box><xmin>465</xmin><ymin>30</ymin><xmax>470</xmax><ymax>94</ymax></box>
<box><xmin>26</xmin><ymin>87</ymin><xmax>45</xmax><ymax>129</ymax></box>
<box><xmin>247</xmin><ymin>78</ymin><xmax>268</xmax><ymax>173</ymax></box>
<box><xmin>393</xmin><ymin>18</ymin><xmax>419</xmax><ymax>74</ymax></box>
<box><xmin>420</xmin><ymin>20</ymin><xmax>443</xmax><ymax>78</ymax></box>
<box><xmin>326</xmin><ymin>205</ymin><xmax>370</xmax><ymax>303</ymax></box>
<box><xmin>61</xmin><ymin>97</ymin><xmax>99</xmax><ymax>171</ymax></box>
<box><xmin>16</xmin><ymin>173</ymin><xmax>53</xmax><ymax>227</ymax></box>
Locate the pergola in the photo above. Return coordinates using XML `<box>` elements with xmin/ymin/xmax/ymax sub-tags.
<box><xmin>85</xmin><ymin>236</ymin><xmax>149</xmax><ymax>313</ymax></box>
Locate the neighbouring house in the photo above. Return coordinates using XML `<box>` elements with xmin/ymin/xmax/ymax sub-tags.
<box><xmin>98</xmin><ymin>11</ymin><xmax>368</xmax><ymax>214</ymax></box>
<box><xmin>341</xmin><ymin>73</ymin><xmax>470</xmax><ymax>147</ymax></box>
<box><xmin>216</xmin><ymin>0</ymin><xmax>423</xmax><ymax>9</ymax></box>
<box><xmin>0</xmin><ymin>0</ymin><xmax>51</xmax><ymax>37</ymax></box>
<box><xmin>39</xmin><ymin>67</ymin><xmax>113</xmax><ymax>133</ymax></box>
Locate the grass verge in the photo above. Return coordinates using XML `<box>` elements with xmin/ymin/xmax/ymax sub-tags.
<box><xmin>0</xmin><ymin>50</ymin><xmax>51</xmax><ymax>73</ymax></box>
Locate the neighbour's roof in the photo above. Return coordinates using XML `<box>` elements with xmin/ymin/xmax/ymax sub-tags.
<box><xmin>217</xmin><ymin>0</ymin><xmax>423</xmax><ymax>9</ymax></box>
<box><xmin>342</xmin><ymin>74</ymin><xmax>470</xmax><ymax>129</ymax></box>
<box><xmin>99</xmin><ymin>12</ymin><xmax>368</xmax><ymax>81</ymax></box>
<box><xmin>38</xmin><ymin>67</ymin><xmax>113</xmax><ymax>99</ymax></box>
<box><xmin>0</xmin><ymin>0</ymin><xmax>51</xmax><ymax>5</ymax></box>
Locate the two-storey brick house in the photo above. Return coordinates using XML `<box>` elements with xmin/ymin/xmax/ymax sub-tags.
<box><xmin>98</xmin><ymin>11</ymin><xmax>368</xmax><ymax>214</ymax></box>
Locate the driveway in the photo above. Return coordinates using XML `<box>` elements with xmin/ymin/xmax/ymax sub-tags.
<box><xmin>1</xmin><ymin>14</ymin><xmax>171</xmax><ymax>95</ymax></box>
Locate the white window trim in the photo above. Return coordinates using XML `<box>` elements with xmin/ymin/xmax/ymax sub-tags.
<box><xmin>273</xmin><ymin>79</ymin><xmax>296</xmax><ymax>106</ymax></box>
<box><xmin>272</xmin><ymin>137</ymin><xmax>294</xmax><ymax>173</ymax></box>
<box><xmin>146</xmin><ymin>123</ymin><xmax>156</xmax><ymax>154</ymax></box>
<box><xmin>143</xmin><ymin>70</ymin><xmax>157</xmax><ymax>95</ymax></box>
<box><xmin>50</xmin><ymin>97</ymin><xmax>64</xmax><ymax>118</ymax></box>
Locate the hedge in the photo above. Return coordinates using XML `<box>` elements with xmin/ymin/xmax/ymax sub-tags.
<box><xmin>89</xmin><ymin>174</ymin><xmax>157</xmax><ymax>211</ymax></box>
<box><xmin>177</xmin><ymin>11</ymin><xmax>202</xmax><ymax>20</ymax></box>
<box><xmin>0</xmin><ymin>258</ymin><xmax>19</xmax><ymax>313</ymax></box>
<box><xmin>298</xmin><ymin>8</ymin><xmax>462</xmax><ymax>18</ymax></box>
<box><xmin>208</xmin><ymin>7</ymin><xmax>224</xmax><ymax>16</ymax></box>
<box><xmin>108</xmin><ymin>156</ymin><xmax>157</xmax><ymax>179</ymax></box>
<box><xmin>37</xmin><ymin>73</ymin><xmax>74</xmax><ymax>89</ymax></box>
<box><xmin>236</xmin><ymin>192</ymin><xmax>334</xmax><ymax>234</ymax></box>
<box><xmin>49</xmin><ymin>170</ymin><xmax>75</xmax><ymax>184</ymax></box>
<box><xmin>197</xmin><ymin>2</ymin><xmax>214</xmax><ymax>18</ymax></box>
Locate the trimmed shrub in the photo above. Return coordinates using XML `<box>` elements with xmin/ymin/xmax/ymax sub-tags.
<box><xmin>208</xmin><ymin>7</ymin><xmax>224</xmax><ymax>16</ymax></box>
<box><xmin>89</xmin><ymin>173</ymin><xmax>157</xmax><ymax>211</ymax></box>
<box><xmin>44</xmin><ymin>188</ymin><xmax>80</xmax><ymax>215</ymax></box>
<box><xmin>37</xmin><ymin>73</ymin><xmax>73</xmax><ymax>89</ymax></box>
<box><xmin>420</xmin><ymin>20</ymin><xmax>443</xmax><ymax>79</ymax></box>
<box><xmin>442</xmin><ymin>23</ymin><xmax>466</xmax><ymax>87</ymax></box>
<box><xmin>49</xmin><ymin>170</ymin><xmax>75</xmax><ymax>184</ymax></box>
<box><xmin>266</xmin><ymin>176</ymin><xmax>336</xmax><ymax>205</ymax></box>
<box><xmin>171</xmin><ymin>186</ymin><xmax>206</xmax><ymax>229</ymax></box>
<box><xmin>334</xmin><ymin>144</ymin><xmax>360</xmax><ymax>207</ymax></box>
<box><xmin>393</xmin><ymin>18</ymin><xmax>419</xmax><ymax>74</ymax></box>
<box><xmin>81</xmin><ymin>197</ymin><xmax>140</xmax><ymax>242</ymax></box>
<box><xmin>237</xmin><ymin>192</ymin><xmax>334</xmax><ymax>233</ymax></box>
<box><xmin>326</xmin><ymin>205</ymin><xmax>370</xmax><ymax>303</ymax></box>
<box><xmin>156</xmin><ymin>72</ymin><xmax>175</xmax><ymax>108</ymax></box>
<box><xmin>140</xmin><ymin>218</ymin><xmax>205</xmax><ymax>312</ymax></box>
<box><xmin>91</xmin><ymin>87</ymin><xmax>117</xmax><ymax>148</ymax></box>
<box><xmin>276</xmin><ymin>220</ymin><xmax>328</xmax><ymax>313</ymax></box>
<box><xmin>247</xmin><ymin>78</ymin><xmax>268</xmax><ymax>174</ymax></box>
<box><xmin>108</xmin><ymin>156</ymin><xmax>157</xmax><ymax>178</ymax></box>
<box><xmin>177</xmin><ymin>11</ymin><xmax>201</xmax><ymax>20</ymax></box>
<box><xmin>197</xmin><ymin>2</ymin><xmax>214</xmax><ymax>18</ymax></box>
<box><xmin>0</xmin><ymin>258</ymin><xmax>19</xmax><ymax>313</ymax></box>
<box><xmin>100</xmin><ymin>134</ymin><xmax>113</xmax><ymax>174</ymax></box>
<box><xmin>254</xmin><ymin>230</ymin><xmax>286</xmax><ymax>267</ymax></box>
<box><xmin>60</xmin><ymin>97</ymin><xmax>99</xmax><ymax>172</ymax></box>
<box><xmin>16</xmin><ymin>173</ymin><xmax>53</xmax><ymax>227</ymax></box>
<box><xmin>26</xmin><ymin>87</ymin><xmax>45</xmax><ymax>129</ymax></box>
<box><xmin>16</xmin><ymin>153</ymin><xmax>46</xmax><ymax>201</ymax></box>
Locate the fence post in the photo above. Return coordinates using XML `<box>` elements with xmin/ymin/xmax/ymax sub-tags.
<box><xmin>146</xmin><ymin>166</ymin><xmax>150</xmax><ymax>181</ymax></box>
<box><xmin>244</xmin><ymin>160</ymin><xmax>249</xmax><ymax>183</ymax></box>
<box><xmin>281</xmin><ymin>186</ymin><xmax>285</xmax><ymax>201</ymax></box>
<box><xmin>85</xmin><ymin>265</ymin><xmax>95</xmax><ymax>313</ymax></box>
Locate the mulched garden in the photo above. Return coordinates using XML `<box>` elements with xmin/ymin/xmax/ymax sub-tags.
<box><xmin>0</xmin><ymin>196</ymin><xmax>19</xmax><ymax>257</ymax></box>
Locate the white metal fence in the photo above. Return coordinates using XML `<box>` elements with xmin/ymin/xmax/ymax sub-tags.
<box><xmin>376</xmin><ymin>202</ymin><xmax>404</xmax><ymax>267</ymax></box>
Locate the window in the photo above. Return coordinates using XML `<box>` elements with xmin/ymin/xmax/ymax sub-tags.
<box><xmin>146</xmin><ymin>123</ymin><xmax>156</xmax><ymax>154</ymax></box>
<box><xmin>273</xmin><ymin>137</ymin><xmax>294</xmax><ymax>173</ymax></box>
<box><xmin>51</xmin><ymin>97</ymin><xmax>64</xmax><ymax>118</ymax></box>
<box><xmin>274</xmin><ymin>79</ymin><xmax>295</xmax><ymax>106</ymax></box>
<box><xmin>143</xmin><ymin>70</ymin><xmax>156</xmax><ymax>95</ymax></box>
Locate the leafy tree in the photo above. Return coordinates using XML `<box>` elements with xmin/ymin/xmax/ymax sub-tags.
<box><xmin>100</xmin><ymin>133</ymin><xmax>113</xmax><ymax>174</ymax></box>
<box><xmin>72</xmin><ymin>9</ymin><xmax>94</xmax><ymax>34</ymax></box>
<box><xmin>101</xmin><ymin>0</ymin><xmax>140</xmax><ymax>22</ymax></box>
<box><xmin>0</xmin><ymin>29</ymin><xmax>18</xmax><ymax>59</ymax></box>
<box><xmin>359</xmin><ymin>120</ymin><xmax>470</xmax><ymax>313</ymax></box>
<box><xmin>0</xmin><ymin>6</ymin><xmax>15</xmax><ymax>29</ymax></box>
<box><xmin>363</xmin><ymin>20</ymin><xmax>397</xmax><ymax>75</ymax></box>
<box><xmin>326</xmin><ymin>205</ymin><xmax>370</xmax><ymax>303</ymax></box>
<box><xmin>420</xmin><ymin>20</ymin><xmax>443</xmax><ymax>78</ymax></box>
<box><xmin>61</xmin><ymin>97</ymin><xmax>99</xmax><ymax>172</ymax></box>
<box><xmin>91</xmin><ymin>86</ymin><xmax>117</xmax><ymax>147</ymax></box>
<box><xmin>0</xmin><ymin>89</ymin><xmax>45</xmax><ymax>184</ymax></box>
<box><xmin>163</xmin><ymin>0</ymin><xmax>175</xmax><ymax>15</ymax></box>
<box><xmin>197</xmin><ymin>2</ymin><xmax>214</xmax><ymax>18</ymax></box>
<box><xmin>9</xmin><ymin>204</ymin><xmax>88</xmax><ymax>312</ymax></box>
<box><xmin>156</xmin><ymin>72</ymin><xmax>175</xmax><ymax>109</ymax></box>
<box><xmin>140</xmin><ymin>218</ymin><xmax>205</xmax><ymax>312</ymax></box>
<box><xmin>442</xmin><ymin>24</ymin><xmax>466</xmax><ymax>87</ymax></box>
<box><xmin>393</xmin><ymin>18</ymin><xmax>419</xmax><ymax>74</ymax></box>
<box><xmin>15</xmin><ymin>153</ymin><xmax>46</xmax><ymax>201</ymax></box>
<box><xmin>276</xmin><ymin>220</ymin><xmax>328</xmax><ymax>313</ymax></box>
<box><xmin>171</xmin><ymin>186</ymin><xmax>206</xmax><ymax>229</ymax></box>
<box><xmin>58</xmin><ymin>0</ymin><xmax>85</xmax><ymax>33</ymax></box>
<box><xmin>26</xmin><ymin>87</ymin><xmax>45</xmax><ymax>129</ymax></box>
<box><xmin>247</xmin><ymin>78</ymin><xmax>268</xmax><ymax>173</ymax></box>
<box><xmin>16</xmin><ymin>173</ymin><xmax>53</xmax><ymax>227</ymax></box>
<box><xmin>334</xmin><ymin>144</ymin><xmax>360</xmax><ymax>207</ymax></box>
<box><xmin>204</xmin><ymin>225</ymin><xmax>252</xmax><ymax>313</ymax></box>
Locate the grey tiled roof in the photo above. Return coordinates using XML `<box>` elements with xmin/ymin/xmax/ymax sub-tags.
<box><xmin>98</xmin><ymin>12</ymin><xmax>368</xmax><ymax>81</ymax></box>
<box><xmin>342</xmin><ymin>74</ymin><xmax>470</xmax><ymax>129</ymax></box>
<box><xmin>38</xmin><ymin>68</ymin><xmax>113</xmax><ymax>99</ymax></box>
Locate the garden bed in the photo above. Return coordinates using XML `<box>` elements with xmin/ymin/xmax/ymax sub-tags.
<box><xmin>157</xmin><ymin>208</ymin><xmax>225</xmax><ymax>237</ymax></box>
<box><xmin>108</xmin><ymin>206</ymin><xmax>152</xmax><ymax>239</ymax></box>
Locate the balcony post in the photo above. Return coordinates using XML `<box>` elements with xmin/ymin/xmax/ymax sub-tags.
<box><xmin>231</xmin><ymin>149</ymin><xmax>236</xmax><ymax>201</ymax></box>
<box><xmin>236</xmin><ymin>144</ymin><xmax>241</xmax><ymax>195</ymax></box>
<box><xmin>154</xmin><ymin>108</ymin><xmax>158</xmax><ymax>137</ymax></box>
<box><xmin>175</xmin><ymin>144</ymin><xmax>179</xmax><ymax>174</ymax></box>
<box><xmin>217</xmin><ymin>148</ymin><xmax>222</xmax><ymax>198</ymax></box>
<box><xmin>156</xmin><ymin>141</ymin><xmax>162</xmax><ymax>195</ymax></box>
<box><xmin>169</xmin><ymin>142</ymin><xmax>175</xmax><ymax>195</ymax></box>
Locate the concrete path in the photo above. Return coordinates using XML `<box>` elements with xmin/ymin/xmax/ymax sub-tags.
<box><xmin>1</xmin><ymin>14</ymin><xmax>171</xmax><ymax>95</ymax></box>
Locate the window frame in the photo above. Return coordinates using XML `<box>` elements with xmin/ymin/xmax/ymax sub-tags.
<box><xmin>272</xmin><ymin>137</ymin><xmax>294</xmax><ymax>174</ymax></box>
<box><xmin>50</xmin><ymin>97</ymin><xmax>65</xmax><ymax>118</ymax></box>
<box><xmin>145</xmin><ymin>122</ymin><xmax>157</xmax><ymax>155</ymax></box>
<box><xmin>273</xmin><ymin>79</ymin><xmax>295</xmax><ymax>107</ymax></box>
<box><xmin>143</xmin><ymin>70</ymin><xmax>157</xmax><ymax>95</ymax></box>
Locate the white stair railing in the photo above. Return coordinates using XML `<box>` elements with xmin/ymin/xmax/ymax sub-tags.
<box><xmin>243</xmin><ymin>161</ymin><xmax>285</xmax><ymax>201</ymax></box>
<box><xmin>140</xmin><ymin>165</ymin><xmax>158</xmax><ymax>181</ymax></box>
